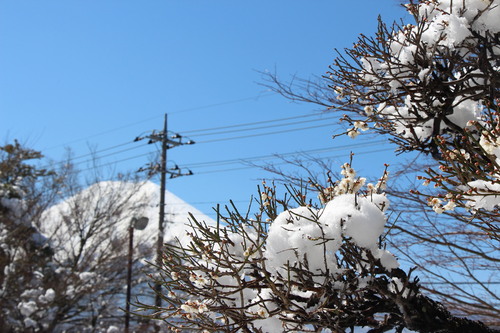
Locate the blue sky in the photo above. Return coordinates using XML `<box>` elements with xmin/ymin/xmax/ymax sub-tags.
<box><xmin>1</xmin><ymin>1</ymin><xmax>410</xmax><ymax>218</ymax></box>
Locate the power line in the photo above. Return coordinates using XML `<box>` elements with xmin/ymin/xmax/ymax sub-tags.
<box><xmin>70</xmin><ymin>136</ymin><xmax>389</xmax><ymax>173</ymax></box>
<box><xmin>166</xmin><ymin>200</ymin><xmax>250</xmax><ymax>206</ymax></box>
<box><xmin>40</xmin><ymin>141</ymin><xmax>150</xmax><ymax>170</ymax></box>
<box><xmin>188</xmin><ymin>114</ymin><xmax>337</xmax><ymax>138</ymax></box>
<box><xmin>42</xmin><ymin>111</ymin><xmax>332</xmax><ymax>169</ymax></box>
<box><xmin>42</xmin><ymin>92</ymin><xmax>275</xmax><ymax>151</ymax></box>
<box><xmin>169</xmin><ymin>91</ymin><xmax>274</xmax><ymax>115</ymax></box>
<box><xmin>44</xmin><ymin>120</ymin><xmax>344</xmax><ymax>170</ymax></box>
<box><xmin>76</xmin><ymin>141</ymin><xmax>147</xmax><ymax>162</ymax></box>
<box><xmin>78</xmin><ymin>152</ymin><xmax>154</xmax><ymax>173</ymax></box>
<box><xmin>196</xmin><ymin>122</ymin><xmax>339</xmax><ymax>144</ymax></box>
<box><xmin>43</xmin><ymin>110</ymin><xmax>385</xmax><ymax>174</ymax></box>
<box><xmin>191</xmin><ymin>147</ymin><xmax>394</xmax><ymax>175</ymax></box>
<box><xmin>70</xmin><ymin>141</ymin><xmax>138</xmax><ymax>162</ymax></box>
<box><xmin>183</xmin><ymin>140</ymin><xmax>388</xmax><ymax>168</ymax></box>
<box><xmin>181</xmin><ymin>111</ymin><xmax>328</xmax><ymax>135</ymax></box>
<box><xmin>66</xmin><ymin>139</ymin><xmax>391</xmax><ymax>175</ymax></box>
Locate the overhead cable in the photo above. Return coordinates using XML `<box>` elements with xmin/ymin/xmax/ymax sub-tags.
<box><xmin>192</xmin><ymin>147</ymin><xmax>394</xmax><ymax>175</ymax></box>
<box><xmin>43</xmin><ymin>91</ymin><xmax>275</xmax><ymax>151</ymax></box>
<box><xmin>183</xmin><ymin>140</ymin><xmax>388</xmax><ymax>168</ymax></box>
<box><xmin>181</xmin><ymin>111</ymin><xmax>327</xmax><ymax>135</ymax></box>
<box><xmin>188</xmin><ymin>115</ymin><xmax>337</xmax><ymax>138</ymax></box>
<box><xmin>195</xmin><ymin>122</ymin><xmax>339</xmax><ymax>144</ymax></box>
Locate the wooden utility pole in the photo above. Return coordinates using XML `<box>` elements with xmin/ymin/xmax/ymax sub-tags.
<box><xmin>135</xmin><ymin>113</ymin><xmax>194</xmax><ymax>313</ymax></box>
<box><xmin>155</xmin><ymin>113</ymin><xmax>168</xmax><ymax>308</ymax></box>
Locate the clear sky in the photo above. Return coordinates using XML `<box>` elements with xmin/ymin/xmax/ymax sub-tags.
<box><xmin>1</xmin><ymin>1</ymin><xmax>411</xmax><ymax>218</ymax></box>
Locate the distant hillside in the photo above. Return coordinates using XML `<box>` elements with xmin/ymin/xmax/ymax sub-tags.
<box><xmin>40</xmin><ymin>180</ymin><xmax>214</xmax><ymax>262</ymax></box>
<box><xmin>31</xmin><ymin>180</ymin><xmax>215</xmax><ymax>331</ymax></box>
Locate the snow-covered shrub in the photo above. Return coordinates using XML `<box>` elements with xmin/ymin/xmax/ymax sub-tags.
<box><xmin>265</xmin><ymin>1</ymin><xmax>500</xmax><ymax>252</ymax></box>
<box><xmin>137</xmin><ymin>164</ymin><xmax>494</xmax><ymax>332</ymax></box>
<box><xmin>327</xmin><ymin>0</ymin><xmax>500</xmax><ymax>228</ymax></box>
<box><xmin>261</xmin><ymin>1</ymin><xmax>500</xmax><ymax>323</ymax></box>
<box><xmin>153</xmin><ymin>0</ymin><xmax>500</xmax><ymax>330</ymax></box>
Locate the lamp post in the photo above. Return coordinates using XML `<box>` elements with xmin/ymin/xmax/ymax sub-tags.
<box><xmin>125</xmin><ymin>217</ymin><xmax>149</xmax><ymax>333</ymax></box>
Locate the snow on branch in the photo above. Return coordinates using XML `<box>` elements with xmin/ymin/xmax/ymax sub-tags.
<box><xmin>264</xmin><ymin>0</ymin><xmax>500</xmax><ymax>241</ymax></box>
<box><xmin>136</xmin><ymin>164</ymin><xmax>495</xmax><ymax>333</ymax></box>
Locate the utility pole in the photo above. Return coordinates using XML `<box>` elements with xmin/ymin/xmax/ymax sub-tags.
<box><xmin>156</xmin><ymin>114</ymin><xmax>168</xmax><ymax>309</ymax></box>
<box><xmin>134</xmin><ymin>113</ymin><xmax>194</xmax><ymax>311</ymax></box>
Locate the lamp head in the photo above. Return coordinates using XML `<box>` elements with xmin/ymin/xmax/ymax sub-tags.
<box><xmin>131</xmin><ymin>217</ymin><xmax>149</xmax><ymax>230</ymax></box>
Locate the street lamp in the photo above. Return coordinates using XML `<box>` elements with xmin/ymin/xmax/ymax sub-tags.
<box><xmin>125</xmin><ymin>217</ymin><xmax>149</xmax><ymax>333</ymax></box>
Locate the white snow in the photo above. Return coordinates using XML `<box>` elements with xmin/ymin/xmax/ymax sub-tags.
<box><xmin>40</xmin><ymin>180</ymin><xmax>215</xmax><ymax>263</ymax></box>
<box><xmin>12</xmin><ymin>180</ymin><xmax>216</xmax><ymax>331</ymax></box>
<box><xmin>262</xmin><ymin>164</ymin><xmax>396</xmax><ymax>292</ymax></box>
<box><xmin>18</xmin><ymin>301</ymin><xmax>38</xmax><ymax>317</ymax></box>
<box><xmin>460</xmin><ymin>180</ymin><xmax>500</xmax><ymax>210</ymax></box>
<box><xmin>38</xmin><ymin>289</ymin><xmax>55</xmax><ymax>304</ymax></box>
<box><xmin>174</xmin><ymin>163</ymin><xmax>401</xmax><ymax>332</ymax></box>
<box><xmin>353</xmin><ymin>0</ymin><xmax>500</xmax><ymax>145</ymax></box>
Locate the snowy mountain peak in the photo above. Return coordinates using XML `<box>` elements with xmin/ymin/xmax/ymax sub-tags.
<box><xmin>40</xmin><ymin>180</ymin><xmax>214</xmax><ymax>261</ymax></box>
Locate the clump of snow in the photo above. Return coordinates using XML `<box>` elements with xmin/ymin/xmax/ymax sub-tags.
<box><xmin>389</xmin><ymin>277</ymin><xmax>414</xmax><ymax>298</ymax></box>
<box><xmin>265</xmin><ymin>164</ymin><xmax>397</xmax><ymax>282</ymax></box>
<box><xmin>79</xmin><ymin>272</ymin><xmax>96</xmax><ymax>283</ymax></box>
<box><xmin>38</xmin><ymin>289</ymin><xmax>55</xmax><ymax>304</ymax></box>
<box><xmin>265</xmin><ymin>206</ymin><xmax>331</xmax><ymax>275</ymax></box>
<box><xmin>23</xmin><ymin>318</ymin><xmax>38</xmax><ymax>329</ymax></box>
<box><xmin>322</xmin><ymin>194</ymin><xmax>386</xmax><ymax>248</ymax></box>
<box><xmin>18</xmin><ymin>301</ymin><xmax>38</xmax><ymax>317</ymax></box>
<box><xmin>460</xmin><ymin>180</ymin><xmax>500</xmax><ymax>210</ymax></box>
<box><xmin>373</xmin><ymin>248</ymin><xmax>399</xmax><ymax>270</ymax></box>
<box><xmin>106</xmin><ymin>326</ymin><xmax>120</xmax><ymax>333</ymax></box>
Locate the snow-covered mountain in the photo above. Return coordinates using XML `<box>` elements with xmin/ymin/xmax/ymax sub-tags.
<box><xmin>29</xmin><ymin>180</ymin><xmax>215</xmax><ymax>332</ymax></box>
<box><xmin>41</xmin><ymin>180</ymin><xmax>214</xmax><ymax>262</ymax></box>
